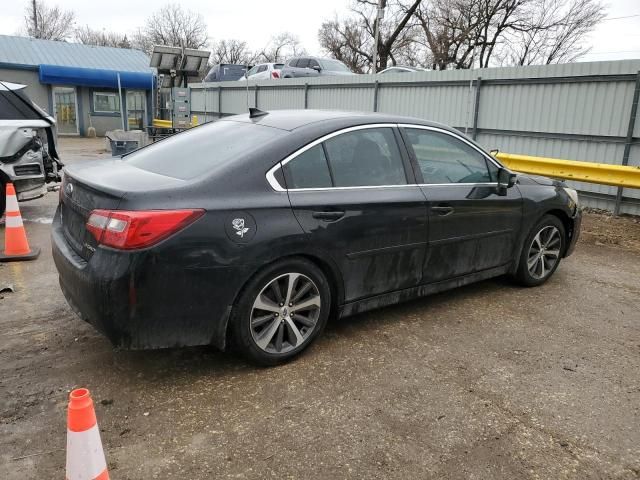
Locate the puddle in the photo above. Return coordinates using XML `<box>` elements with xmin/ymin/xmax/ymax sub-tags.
<box><xmin>24</xmin><ymin>217</ymin><xmax>53</xmax><ymax>224</ymax></box>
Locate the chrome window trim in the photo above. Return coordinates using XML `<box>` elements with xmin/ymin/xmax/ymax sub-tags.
<box><xmin>265</xmin><ymin>122</ymin><xmax>503</xmax><ymax>192</ymax></box>
<box><xmin>418</xmin><ymin>182</ymin><xmax>499</xmax><ymax>187</ymax></box>
<box><xmin>266</xmin><ymin>123</ymin><xmax>399</xmax><ymax>192</ymax></box>
<box><xmin>287</xmin><ymin>184</ymin><xmax>413</xmax><ymax>193</ymax></box>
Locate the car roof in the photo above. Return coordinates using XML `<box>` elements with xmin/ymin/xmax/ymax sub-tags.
<box><xmin>221</xmin><ymin>109</ymin><xmax>453</xmax><ymax>133</ymax></box>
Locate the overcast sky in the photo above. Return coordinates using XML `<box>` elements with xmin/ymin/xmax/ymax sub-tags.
<box><xmin>0</xmin><ymin>0</ymin><xmax>638</xmax><ymax>63</ymax></box>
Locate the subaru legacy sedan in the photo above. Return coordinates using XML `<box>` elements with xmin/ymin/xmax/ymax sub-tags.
<box><xmin>52</xmin><ymin>110</ymin><xmax>581</xmax><ymax>365</ymax></box>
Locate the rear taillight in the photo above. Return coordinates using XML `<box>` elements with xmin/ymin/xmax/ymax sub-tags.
<box><xmin>86</xmin><ymin>209</ymin><xmax>204</xmax><ymax>250</ymax></box>
<box><xmin>271</xmin><ymin>70</ymin><xmax>280</xmax><ymax>79</ymax></box>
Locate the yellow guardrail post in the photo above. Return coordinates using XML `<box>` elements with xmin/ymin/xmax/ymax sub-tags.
<box><xmin>495</xmin><ymin>152</ymin><xmax>640</xmax><ymax>189</ymax></box>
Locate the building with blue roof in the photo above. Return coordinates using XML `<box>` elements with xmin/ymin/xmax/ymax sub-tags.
<box><xmin>0</xmin><ymin>34</ymin><xmax>155</xmax><ymax>136</ymax></box>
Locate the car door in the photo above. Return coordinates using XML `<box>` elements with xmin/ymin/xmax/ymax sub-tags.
<box><xmin>400</xmin><ymin>125</ymin><xmax>522</xmax><ymax>284</ymax></box>
<box><xmin>307</xmin><ymin>59</ymin><xmax>322</xmax><ymax>78</ymax></box>
<box><xmin>280</xmin><ymin>125</ymin><xmax>428</xmax><ymax>303</ymax></box>
<box><xmin>295</xmin><ymin>58</ymin><xmax>311</xmax><ymax>77</ymax></box>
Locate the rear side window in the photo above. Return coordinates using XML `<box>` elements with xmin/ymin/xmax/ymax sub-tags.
<box><xmin>125</xmin><ymin>121</ymin><xmax>284</xmax><ymax>180</ymax></box>
<box><xmin>257</xmin><ymin>65</ymin><xmax>268</xmax><ymax>73</ymax></box>
<box><xmin>283</xmin><ymin>144</ymin><xmax>332</xmax><ymax>189</ymax></box>
<box><xmin>324</xmin><ymin>128</ymin><xmax>407</xmax><ymax>187</ymax></box>
<box><xmin>404</xmin><ymin>128</ymin><xmax>494</xmax><ymax>184</ymax></box>
<box><xmin>288</xmin><ymin>59</ymin><xmax>299</xmax><ymax>67</ymax></box>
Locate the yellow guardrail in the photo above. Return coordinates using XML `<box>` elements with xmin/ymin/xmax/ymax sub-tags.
<box><xmin>495</xmin><ymin>152</ymin><xmax>640</xmax><ymax>189</ymax></box>
<box><xmin>152</xmin><ymin>116</ymin><xmax>199</xmax><ymax>129</ymax></box>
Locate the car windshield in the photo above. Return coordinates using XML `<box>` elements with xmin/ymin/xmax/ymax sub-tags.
<box><xmin>320</xmin><ymin>59</ymin><xmax>351</xmax><ymax>72</ymax></box>
<box><xmin>125</xmin><ymin>121</ymin><xmax>285</xmax><ymax>180</ymax></box>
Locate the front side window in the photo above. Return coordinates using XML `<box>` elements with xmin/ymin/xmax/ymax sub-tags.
<box><xmin>404</xmin><ymin>128</ymin><xmax>496</xmax><ymax>184</ymax></box>
<box><xmin>246</xmin><ymin>66</ymin><xmax>259</xmax><ymax>77</ymax></box>
<box><xmin>283</xmin><ymin>144</ymin><xmax>332</xmax><ymax>189</ymax></box>
<box><xmin>308</xmin><ymin>59</ymin><xmax>320</xmax><ymax>69</ymax></box>
<box><xmin>93</xmin><ymin>92</ymin><xmax>120</xmax><ymax>113</ymax></box>
<box><xmin>297</xmin><ymin>58</ymin><xmax>310</xmax><ymax>69</ymax></box>
<box><xmin>324</xmin><ymin>128</ymin><xmax>407</xmax><ymax>187</ymax></box>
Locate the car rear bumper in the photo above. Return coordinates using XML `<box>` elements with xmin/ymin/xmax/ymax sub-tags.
<box><xmin>51</xmin><ymin>208</ymin><xmax>246</xmax><ymax>350</ymax></box>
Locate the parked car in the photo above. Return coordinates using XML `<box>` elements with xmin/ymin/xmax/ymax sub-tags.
<box><xmin>52</xmin><ymin>109</ymin><xmax>581</xmax><ymax>365</ymax></box>
<box><xmin>280</xmin><ymin>57</ymin><xmax>354</xmax><ymax>78</ymax></box>
<box><xmin>1</xmin><ymin>81</ymin><xmax>62</xmax><ymax>217</ymax></box>
<box><xmin>204</xmin><ymin>64</ymin><xmax>247</xmax><ymax>82</ymax></box>
<box><xmin>379</xmin><ymin>65</ymin><xmax>428</xmax><ymax>74</ymax></box>
<box><xmin>239</xmin><ymin>63</ymin><xmax>284</xmax><ymax>81</ymax></box>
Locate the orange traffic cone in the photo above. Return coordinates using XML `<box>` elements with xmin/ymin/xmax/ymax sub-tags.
<box><xmin>66</xmin><ymin>388</ymin><xmax>110</xmax><ymax>480</ymax></box>
<box><xmin>0</xmin><ymin>183</ymin><xmax>39</xmax><ymax>262</ymax></box>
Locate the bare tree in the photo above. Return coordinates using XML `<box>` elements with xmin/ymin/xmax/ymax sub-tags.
<box><xmin>132</xmin><ymin>3</ymin><xmax>208</xmax><ymax>54</ymax></box>
<box><xmin>499</xmin><ymin>0</ymin><xmax>605</xmax><ymax>65</ymax></box>
<box><xmin>75</xmin><ymin>26</ymin><xmax>132</xmax><ymax>49</ymax></box>
<box><xmin>414</xmin><ymin>0</ymin><xmax>531</xmax><ymax>69</ymax></box>
<box><xmin>210</xmin><ymin>39</ymin><xmax>257</xmax><ymax>65</ymax></box>
<box><xmin>413</xmin><ymin>0</ymin><xmax>604</xmax><ymax>69</ymax></box>
<box><xmin>257</xmin><ymin>33</ymin><xmax>307</xmax><ymax>63</ymax></box>
<box><xmin>319</xmin><ymin>18</ymin><xmax>371</xmax><ymax>73</ymax></box>
<box><xmin>23</xmin><ymin>0</ymin><xmax>75</xmax><ymax>41</ymax></box>
<box><xmin>319</xmin><ymin>0</ymin><xmax>421</xmax><ymax>72</ymax></box>
<box><xmin>319</xmin><ymin>0</ymin><xmax>604</xmax><ymax>71</ymax></box>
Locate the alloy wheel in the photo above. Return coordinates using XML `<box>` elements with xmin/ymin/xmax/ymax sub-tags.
<box><xmin>250</xmin><ymin>273</ymin><xmax>321</xmax><ymax>354</ymax></box>
<box><xmin>527</xmin><ymin>225</ymin><xmax>561</xmax><ymax>280</ymax></box>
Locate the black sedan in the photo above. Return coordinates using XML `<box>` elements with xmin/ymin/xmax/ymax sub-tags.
<box><xmin>52</xmin><ymin>110</ymin><xmax>581</xmax><ymax>365</ymax></box>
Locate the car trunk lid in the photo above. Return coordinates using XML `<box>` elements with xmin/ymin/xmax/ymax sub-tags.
<box><xmin>60</xmin><ymin>159</ymin><xmax>185</xmax><ymax>260</ymax></box>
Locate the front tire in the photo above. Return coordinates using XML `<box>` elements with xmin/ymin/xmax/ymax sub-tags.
<box><xmin>515</xmin><ymin>214</ymin><xmax>566</xmax><ymax>287</ymax></box>
<box><xmin>230</xmin><ymin>257</ymin><xmax>331</xmax><ymax>366</ymax></box>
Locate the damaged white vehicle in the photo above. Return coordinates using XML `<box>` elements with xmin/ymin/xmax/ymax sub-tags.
<box><xmin>1</xmin><ymin>81</ymin><xmax>63</xmax><ymax>216</ymax></box>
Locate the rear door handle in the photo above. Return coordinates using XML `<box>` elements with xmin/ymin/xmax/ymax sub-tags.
<box><xmin>431</xmin><ymin>205</ymin><xmax>454</xmax><ymax>216</ymax></box>
<box><xmin>312</xmin><ymin>210</ymin><xmax>345</xmax><ymax>221</ymax></box>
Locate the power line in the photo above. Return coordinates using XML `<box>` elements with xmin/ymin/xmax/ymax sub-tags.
<box><xmin>582</xmin><ymin>49</ymin><xmax>640</xmax><ymax>55</ymax></box>
<box><xmin>602</xmin><ymin>14</ymin><xmax>640</xmax><ymax>21</ymax></box>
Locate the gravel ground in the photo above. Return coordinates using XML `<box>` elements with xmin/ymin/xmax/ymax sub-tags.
<box><xmin>0</xmin><ymin>138</ymin><xmax>639</xmax><ymax>479</ymax></box>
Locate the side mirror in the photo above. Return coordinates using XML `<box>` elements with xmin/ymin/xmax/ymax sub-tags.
<box><xmin>496</xmin><ymin>167</ymin><xmax>517</xmax><ymax>196</ymax></box>
<box><xmin>311</xmin><ymin>65</ymin><xmax>321</xmax><ymax>72</ymax></box>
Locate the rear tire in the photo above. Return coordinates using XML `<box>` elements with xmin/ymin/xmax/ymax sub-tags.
<box><xmin>230</xmin><ymin>257</ymin><xmax>331</xmax><ymax>366</ymax></box>
<box><xmin>514</xmin><ymin>214</ymin><xmax>566</xmax><ymax>287</ymax></box>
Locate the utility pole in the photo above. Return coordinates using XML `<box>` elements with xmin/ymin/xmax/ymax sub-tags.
<box><xmin>372</xmin><ymin>0</ymin><xmax>386</xmax><ymax>74</ymax></box>
<box><xmin>32</xmin><ymin>0</ymin><xmax>38</xmax><ymax>37</ymax></box>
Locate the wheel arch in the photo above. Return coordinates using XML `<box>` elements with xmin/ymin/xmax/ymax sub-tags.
<box><xmin>223</xmin><ymin>252</ymin><xmax>345</xmax><ymax>349</ymax></box>
<box><xmin>544</xmin><ymin>208</ymin><xmax>575</xmax><ymax>256</ymax></box>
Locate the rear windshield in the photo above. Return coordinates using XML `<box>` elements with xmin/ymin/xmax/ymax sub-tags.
<box><xmin>274</xmin><ymin>64</ymin><xmax>284</xmax><ymax>69</ymax></box>
<box><xmin>125</xmin><ymin>121</ymin><xmax>285</xmax><ymax>180</ymax></box>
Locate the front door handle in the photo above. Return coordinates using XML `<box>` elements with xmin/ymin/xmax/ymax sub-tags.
<box><xmin>431</xmin><ymin>205</ymin><xmax>454</xmax><ymax>216</ymax></box>
<box><xmin>312</xmin><ymin>210</ymin><xmax>345</xmax><ymax>221</ymax></box>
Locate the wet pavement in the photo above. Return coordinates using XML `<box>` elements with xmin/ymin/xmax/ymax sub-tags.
<box><xmin>1</xmin><ymin>138</ymin><xmax>639</xmax><ymax>479</ymax></box>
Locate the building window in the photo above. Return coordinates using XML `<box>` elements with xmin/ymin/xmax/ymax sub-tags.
<box><xmin>93</xmin><ymin>92</ymin><xmax>120</xmax><ymax>113</ymax></box>
<box><xmin>126</xmin><ymin>90</ymin><xmax>147</xmax><ymax>129</ymax></box>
